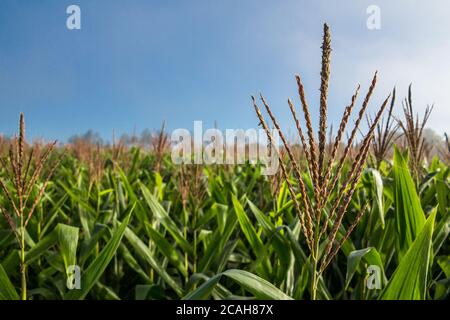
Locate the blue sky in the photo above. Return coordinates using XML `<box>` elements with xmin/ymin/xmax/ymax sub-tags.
<box><xmin>0</xmin><ymin>0</ymin><xmax>449</xmax><ymax>141</ymax></box>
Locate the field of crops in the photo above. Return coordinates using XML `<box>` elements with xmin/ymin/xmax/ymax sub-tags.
<box><xmin>0</xmin><ymin>24</ymin><xmax>449</xmax><ymax>301</ymax></box>
<box><xmin>0</xmin><ymin>117</ymin><xmax>448</xmax><ymax>300</ymax></box>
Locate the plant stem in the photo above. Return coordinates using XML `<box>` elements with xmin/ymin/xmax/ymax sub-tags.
<box><xmin>193</xmin><ymin>208</ymin><xmax>198</xmax><ymax>275</ymax></box>
<box><xmin>20</xmin><ymin>215</ymin><xmax>27</xmax><ymax>300</ymax></box>
<box><xmin>311</xmin><ymin>258</ymin><xmax>318</xmax><ymax>300</ymax></box>
<box><xmin>311</xmin><ymin>244</ymin><xmax>320</xmax><ymax>300</ymax></box>
<box><xmin>311</xmin><ymin>221</ymin><xmax>321</xmax><ymax>300</ymax></box>
<box><xmin>183</xmin><ymin>220</ymin><xmax>188</xmax><ymax>285</ymax></box>
<box><xmin>193</xmin><ymin>230</ymin><xmax>197</xmax><ymax>274</ymax></box>
<box><xmin>192</xmin><ymin>207</ymin><xmax>198</xmax><ymax>289</ymax></box>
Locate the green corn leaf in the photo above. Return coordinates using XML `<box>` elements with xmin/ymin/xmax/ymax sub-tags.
<box><xmin>366</xmin><ymin>168</ymin><xmax>385</xmax><ymax>228</ymax></box>
<box><xmin>345</xmin><ymin>247</ymin><xmax>385</xmax><ymax>289</ymax></box>
<box><xmin>117</xmin><ymin>167</ymin><xmax>147</xmax><ymax>223</ymax></box>
<box><xmin>65</xmin><ymin>212</ymin><xmax>132</xmax><ymax>300</ymax></box>
<box><xmin>198</xmin><ymin>207</ymin><xmax>237</xmax><ymax>273</ymax></box>
<box><xmin>380</xmin><ymin>209</ymin><xmax>436</xmax><ymax>300</ymax></box>
<box><xmin>437</xmin><ymin>256</ymin><xmax>450</xmax><ymax>278</ymax></box>
<box><xmin>247</xmin><ymin>200</ymin><xmax>291</xmax><ymax>280</ymax></box>
<box><xmin>145</xmin><ymin>222</ymin><xmax>187</xmax><ymax>277</ymax></box>
<box><xmin>26</xmin><ymin>223</ymin><xmax>78</xmax><ymax>265</ymax></box>
<box><xmin>276</xmin><ymin>181</ymin><xmax>289</xmax><ymax>212</ymax></box>
<box><xmin>231</xmin><ymin>194</ymin><xmax>272</xmax><ymax>276</ymax></box>
<box><xmin>0</xmin><ymin>263</ymin><xmax>19</xmax><ymax>300</ymax></box>
<box><xmin>222</xmin><ymin>269</ymin><xmax>292</xmax><ymax>300</ymax></box>
<box><xmin>183</xmin><ymin>269</ymin><xmax>292</xmax><ymax>300</ymax></box>
<box><xmin>124</xmin><ymin>226</ymin><xmax>184</xmax><ymax>297</ymax></box>
<box><xmin>232</xmin><ymin>195</ymin><xmax>265</xmax><ymax>257</ymax></box>
<box><xmin>182</xmin><ymin>274</ymin><xmax>223</xmax><ymax>300</ymax></box>
<box><xmin>433</xmin><ymin>212</ymin><xmax>450</xmax><ymax>255</ymax></box>
<box><xmin>284</xmin><ymin>226</ymin><xmax>332</xmax><ymax>300</ymax></box>
<box><xmin>119</xmin><ymin>244</ymin><xmax>150</xmax><ymax>282</ymax></box>
<box><xmin>57</xmin><ymin>224</ymin><xmax>79</xmax><ymax>274</ymax></box>
<box><xmin>96</xmin><ymin>282</ymin><xmax>121</xmax><ymax>300</ymax></box>
<box><xmin>434</xmin><ymin>167</ymin><xmax>449</xmax><ymax>217</ymax></box>
<box><xmin>79</xmin><ymin>223</ymin><xmax>108</xmax><ymax>265</ymax></box>
<box><xmin>393</xmin><ymin>146</ymin><xmax>426</xmax><ymax>258</ymax></box>
<box><xmin>139</xmin><ymin>181</ymin><xmax>192</xmax><ymax>254</ymax></box>
<box><xmin>25</xmin><ymin>229</ymin><xmax>58</xmax><ymax>264</ymax></box>
<box><xmin>41</xmin><ymin>194</ymin><xmax>69</xmax><ymax>237</ymax></box>
<box><xmin>135</xmin><ymin>284</ymin><xmax>165</xmax><ymax>300</ymax></box>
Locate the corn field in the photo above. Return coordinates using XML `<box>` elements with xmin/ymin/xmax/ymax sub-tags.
<box><xmin>0</xmin><ymin>24</ymin><xmax>449</xmax><ymax>301</ymax></box>
<box><xmin>0</xmin><ymin>118</ymin><xmax>448</xmax><ymax>300</ymax></box>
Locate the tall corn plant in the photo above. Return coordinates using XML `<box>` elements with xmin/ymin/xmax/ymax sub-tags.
<box><xmin>0</xmin><ymin>113</ymin><xmax>62</xmax><ymax>300</ymax></box>
<box><xmin>397</xmin><ymin>84</ymin><xmax>433</xmax><ymax>184</ymax></box>
<box><xmin>368</xmin><ymin>87</ymin><xmax>399</xmax><ymax>169</ymax></box>
<box><xmin>251</xmin><ymin>23</ymin><xmax>390</xmax><ymax>299</ymax></box>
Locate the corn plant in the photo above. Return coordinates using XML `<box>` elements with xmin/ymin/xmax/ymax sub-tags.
<box><xmin>397</xmin><ymin>84</ymin><xmax>434</xmax><ymax>184</ymax></box>
<box><xmin>368</xmin><ymin>87</ymin><xmax>399</xmax><ymax>169</ymax></box>
<box><xmin>251</xmin><ymin>23</ymin><xmax>392</xmax><ymax>299</ymax></box>
<box><xmin>0</xmin><ymin>114</ymin><xmax>62</xmax><ymax>299</ymax></box>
